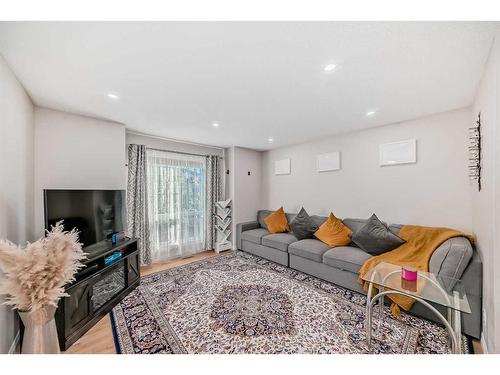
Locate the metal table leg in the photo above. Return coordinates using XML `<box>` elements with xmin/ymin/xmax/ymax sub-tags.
<box><xmin>366</xmin><ymin>290</ymin><xmax>460</xmax><ymax>353</ymax></box>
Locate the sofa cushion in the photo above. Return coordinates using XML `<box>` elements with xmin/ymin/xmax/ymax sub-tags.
<box><xmin>311</xmin><ymin>215</ymin><xmax>328</xmax><ymax>228</ymax></box>
<box><xmin>257</xmin><ymin>210</ymin><xmax>300</xmax><ymax>229</ymax></box>
<box><xmin>286</xmin><ymin>213</ymin><xmax>297</xmax><ymax>224</ymax></box>
<box><xmin>351</xmin><ymin>214</ymin><xmax>405</xmax><ymax>255</ymax></box>
<box><xmin>388</xmin><ymin>224</ymin><xmax>403</xmax><ymax>236</ymax></box>
<box><xmin>323</xmin><ymin>246</ymin><xmax>372</xmax><ymax>273</ymax></box>
<box><xmin>344</xmin><ymin>218</ymin><xmax>388</xmax><ymax>249</ymax></box>
<box><xmin>289</xmin><ymin>207</ymin><xmax>319</xmax><ymax>240</ymax></box>
<box><xmin>262</xmin><ymin>233</ymin><xmax>298</xmax><ymax>252</ymax></box>
<box><xmin>257</xmin><ymin>210</ymin><xmax>273</xmax><ymax>229</ymax></box>
<box><xmin>241</xmin><ymin>228</ymin><xmax>270</xmax><ymax>245</ymax></box>
<box><xmin>343</xmin><ymin>217</ymin><xmax>386</xmax><ymax>233</ymax></box>
<box><xmin>288</xmin><ymin>239</ymin><xmax>331</xmax><ymax>263</ymax></box>
<box><xmin>264</xmin><ymin>207</ymin><xmax>290</xmax><ymax>233</ymax></box>
<box><xmin>314</xmin><ymin>213</ymin><xmax>352</xmax><ymax>247</ymax></box>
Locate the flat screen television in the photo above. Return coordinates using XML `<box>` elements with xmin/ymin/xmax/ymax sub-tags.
<box><xmin>44</xmin><ymin>189</ymin><xmax>127</xmax><ymax>249</ymax></box>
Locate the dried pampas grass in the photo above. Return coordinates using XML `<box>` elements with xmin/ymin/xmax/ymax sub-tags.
<box><xmin>0</xmin><ymin>222</ymin><xmax>86</xmax><ymax>313</ymax></box>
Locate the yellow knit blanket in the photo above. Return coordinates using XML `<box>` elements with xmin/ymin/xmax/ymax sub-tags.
<box><xmin>358</xmin><ymin>225</ymin><xmax>474</xmax><ymax>317</ymax></box>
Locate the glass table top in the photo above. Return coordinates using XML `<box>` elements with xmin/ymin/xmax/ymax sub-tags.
<box><xmin>361</xmin><ymin>262</ymin><xmax>471</xmax><ymax>314</ymax></box>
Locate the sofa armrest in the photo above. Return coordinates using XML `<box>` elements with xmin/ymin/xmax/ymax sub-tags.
<box><xmin>459</xmin><ymin>250</ymin><xmax>482</xmax><ymax>297</ymax></box>
<box><xmin>236</xmin><ymin>221</ymin><xmax>260</xmax><ymax>250</ymax></box>
<box><xmin>429</xmin><ymin>236</ymin><xmax>473</xmax><ymax>291</ymax></box>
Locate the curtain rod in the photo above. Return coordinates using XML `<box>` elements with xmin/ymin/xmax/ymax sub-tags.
<box><xmin>127</xmin><ymin>130</ymin><xmax>224</xmax><ymax>151</ymax></box>
<box><xmin>146</xmin><ymin>146</ymin><xmax>224</xmax><ymax>159</ymax></box>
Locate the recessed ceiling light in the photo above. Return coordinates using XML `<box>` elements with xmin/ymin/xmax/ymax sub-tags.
<box><xmin>212</xmin><ymin>122</ymin><xmax>220</xmax><ymax>128</ymax></box>
<box><xmin>107</xmin><ymin>92</ymin><xmax>119</xmax><ymax>100</ymax></box>
<box><xmin>366</xmin><ymin>110</ymin><xmax>376</xmax><ymax>117</ymax></box>
<box><xmin>267</xmin><ymin>137</ymin><xmax>274</xmax><ymax>143</ymax></box>
<box><xmin>324</xmin><ymin>63</ymin><xmax>337</xmax><ymax>72</ymax></box>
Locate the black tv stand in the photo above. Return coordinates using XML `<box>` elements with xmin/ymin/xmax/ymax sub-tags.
<box><xmin>54</xmin><ymin>238</ymin><xmax>140</xmax><ymax>351</ymax></box>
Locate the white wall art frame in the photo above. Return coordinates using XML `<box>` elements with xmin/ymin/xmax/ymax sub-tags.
<box><xmin>317</xmin><ymin>152</ymin><xmax>341</xmax><ymax>172</ymax></box>
<box><xmin>274</xmin><ymin>158</ymin><xmax>291</xmax><ymax>175</ymax></box>
<box><xmin>379</xmin><ymin>139</ymin><xmax>417</xmax><ymax>166</ymax></box>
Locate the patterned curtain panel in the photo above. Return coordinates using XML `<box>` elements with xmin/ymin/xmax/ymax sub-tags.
<box><xmin>127</xmin><ymin>144</ymin><xmax>151</xmax><ymax>265</ymax></box>
<box><xmin>206</xmin><ymin>155</ymin><xmax>223</xmax><ymax>250</ymax></box>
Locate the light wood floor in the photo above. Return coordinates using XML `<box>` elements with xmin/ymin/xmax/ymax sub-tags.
<box><xmin>63</xmin><ymin>249</ymin><xmax>483</xmax><ymax>354</ymax></box>
<box><xmin>64</xmin><ymin>250</ymin><xmax>219</xmax><ymax>354</ymax></box>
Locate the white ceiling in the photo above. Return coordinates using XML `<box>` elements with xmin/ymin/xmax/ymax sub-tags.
<box><xmin>0</xmin><ymin>22</ymin><xmax>498</xmax><ymax>150</ymax></box>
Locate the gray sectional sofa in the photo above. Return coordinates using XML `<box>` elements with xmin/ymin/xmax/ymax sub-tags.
<box><xmin>236</xmin><ymin>209</ymin><xmax>482</xmax><ymax>339</ymax></box>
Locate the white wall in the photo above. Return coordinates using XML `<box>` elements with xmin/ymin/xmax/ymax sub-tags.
<box><xmin>262</xmin><ymin>108</ymin><xmax>473</xmax><ymax>232</ymax></box>
<box><xmin>233</xmin><ymin>147</ymin><xmax>263</xmax><ymax>225</ymax></box>
<box><xmin>225</xmin><ymin>147</ymin><xmax>262</xmax><ymax>248</ymax></box>
<box><xmin>34</xmin><ymin>108</ymin><xmax>127</xmax><ymax>237</ymax></box>
<box><xmin>471</xmin><ymin>33</ymin><xmax>500</xmax><ymax>353</ymax></box>
<box><xmin>0</xmin><ymin>55</ymin><xmax>34</xmax><ymax>353</ymax></box>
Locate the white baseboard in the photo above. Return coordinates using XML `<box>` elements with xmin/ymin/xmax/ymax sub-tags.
<box><xmin>480</xmin><ymin>333</ymin><xmax>489</xmax><ymax>354</ymax></box>
<box><xmin>8</xmin><ymin>330</ymin><xmax>20</xmax><ymax>354</ymax></box>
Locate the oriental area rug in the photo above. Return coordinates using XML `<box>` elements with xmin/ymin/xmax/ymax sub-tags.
<box><xmin>110</xmin><ymin>251</ymin><xmax>470</xmax><ymax>354</ymax></box>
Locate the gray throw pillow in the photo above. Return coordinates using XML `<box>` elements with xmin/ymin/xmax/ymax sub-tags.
<box><xmin>289</xmin><ymin>207</ymin><xmax>319</xmax><ymax>240</ymax></box>
<box><xmin>351</xmin><ymin>214</ymin><xmax>405</xmax><ymax>255</ymax></box>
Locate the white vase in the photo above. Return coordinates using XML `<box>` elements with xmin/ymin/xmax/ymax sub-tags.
<box><xmin>19</xmin><ymin>306</ymin><xmax>60</xmax><ymax>354</ymax></box>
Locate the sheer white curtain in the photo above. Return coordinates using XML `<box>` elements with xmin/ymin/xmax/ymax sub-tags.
<box><xmin>146</xmin><ymin>149</ymin><xmax>207</xmax><ymax>261</ymax></box>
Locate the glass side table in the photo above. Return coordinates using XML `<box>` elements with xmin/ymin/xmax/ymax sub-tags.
<box><xmin>361</xmin><ymin>262</ymin><xmax>471</xmax><ymax>354</ymax></box>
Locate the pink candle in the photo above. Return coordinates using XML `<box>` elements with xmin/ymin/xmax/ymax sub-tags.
<box><xmin>401</xmin><ymin>267</ymin><xmax>418</xmax><ymax>282</ymax></box>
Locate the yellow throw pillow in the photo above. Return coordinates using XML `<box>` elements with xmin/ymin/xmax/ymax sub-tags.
<box><xmin>264</xmin><ymin>207</ymin><xmax>290</xmax><ymax>234</ymax></box>
<box><xmin>314</xmin><ymin>213</ymin><xmax>352</xmax><ymax>247</ymax></box>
